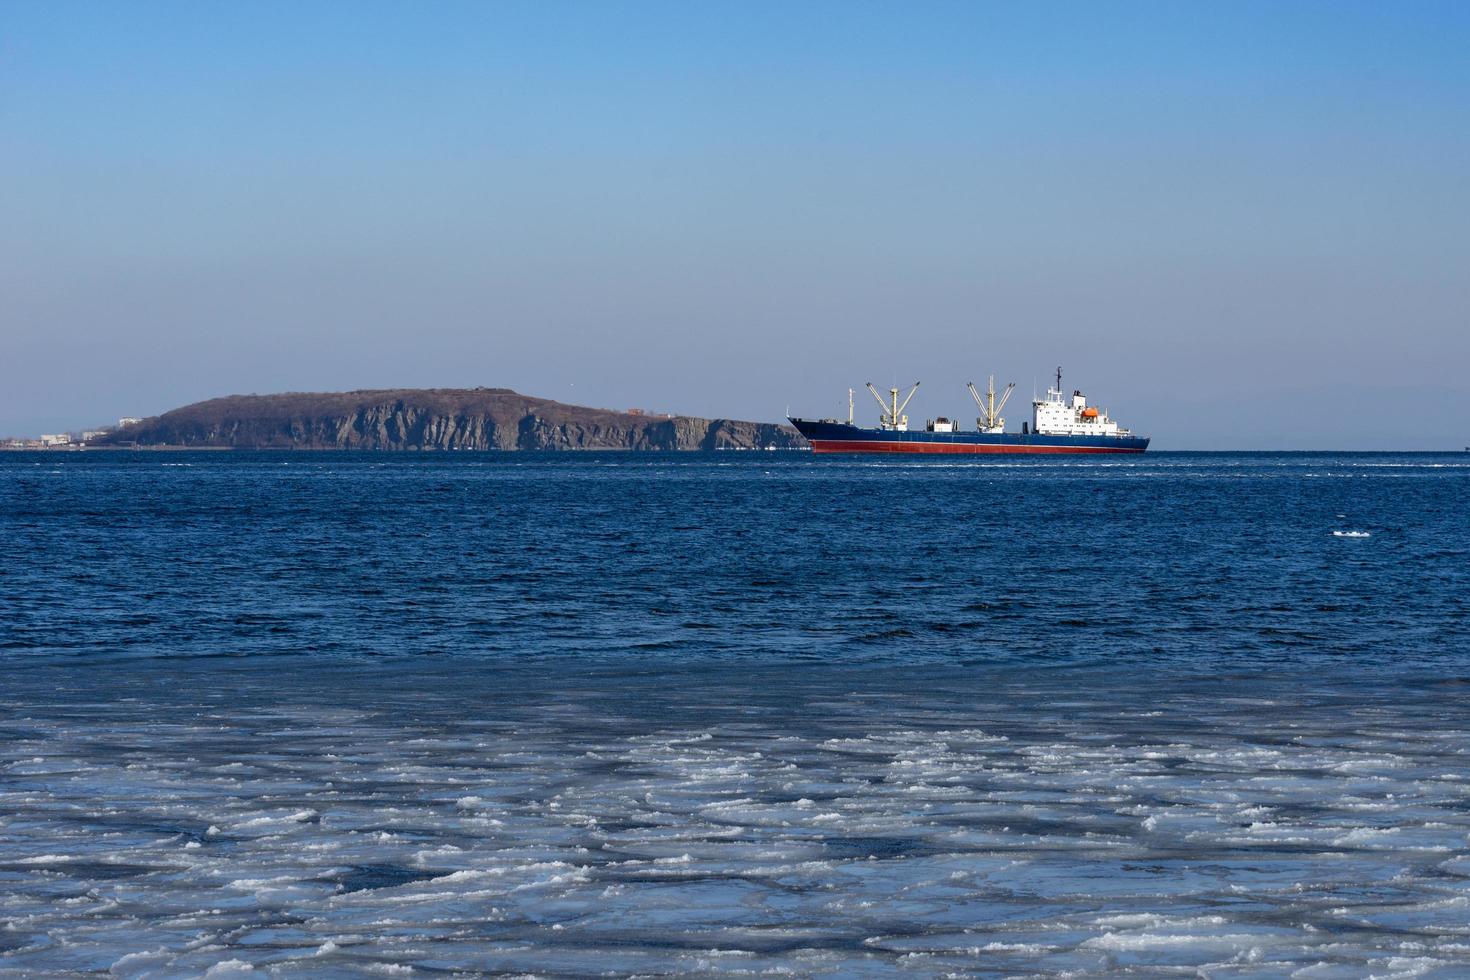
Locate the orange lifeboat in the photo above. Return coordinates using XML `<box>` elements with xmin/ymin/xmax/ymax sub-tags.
<box><xmin>1081</xmin><ymin>407</ymin><xmax>1100</xmax><ymax>418</ymax></box>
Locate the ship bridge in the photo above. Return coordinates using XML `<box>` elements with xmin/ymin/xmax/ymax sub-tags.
<box><xmin>1030</xmin><ymin>368</ymin><xmax>1131</xmax><ymax>437</ymax></box>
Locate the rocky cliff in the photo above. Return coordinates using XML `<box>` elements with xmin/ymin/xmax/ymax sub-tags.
<box><xmin>95</xmin><ymin>389</ymin><xmax>805</xmax><ymax>451</ymax></box>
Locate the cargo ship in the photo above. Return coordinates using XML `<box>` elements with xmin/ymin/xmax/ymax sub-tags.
<box><xmin>789</xmin><ymin>369</ymin><xmax>1149</xmax><ymax>455</ymax></box>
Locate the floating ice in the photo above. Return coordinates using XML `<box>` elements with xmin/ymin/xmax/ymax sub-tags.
<box><xmin>5</xmin><ymin>663</ymin><xmax>1470</xmax><ymax>975</ymax></box>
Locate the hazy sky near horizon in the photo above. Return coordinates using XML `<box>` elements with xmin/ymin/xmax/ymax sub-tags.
<box><xmin>3</xmin><ymin>1</ymin><xmax>1467</xmax><ymax>448</ymax></box>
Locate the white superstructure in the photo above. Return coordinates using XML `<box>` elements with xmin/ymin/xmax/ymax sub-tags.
<box><xmin>1031</xmin><ymin>368</ymin><xmax>1132</xmax><ymax>437</ymax></box>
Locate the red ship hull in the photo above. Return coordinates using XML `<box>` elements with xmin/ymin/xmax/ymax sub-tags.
<box><xmin>806</xmin><ymin>439</ymin><xmax>1147</xmax><ymax>455</ymax></box>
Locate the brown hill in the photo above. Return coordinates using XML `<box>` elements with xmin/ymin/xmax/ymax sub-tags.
<box><xmin>95</xmin><ymin>388</ymin><xmax>804</xmax><ymax>451</ymax></box>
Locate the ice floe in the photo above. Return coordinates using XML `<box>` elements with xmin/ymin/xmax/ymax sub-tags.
<box><xmin>4</xmin><ymin>666</ymin><xmax>1470</xmax><ymax>975</ymax></box>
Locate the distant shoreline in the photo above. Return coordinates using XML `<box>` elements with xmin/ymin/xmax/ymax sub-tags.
<box><xmin>4</xmin><ymin>445</ymin><xmax>1468</xmax><ymax>454</ymax></box>
<box><xmin>1</xmin><ymin>444</ymin><xmax>235</xmax><ymax>452</ymax></box>
<box><xmin>0</xmin><ymin>443</ymin><xmax>802</xmax><ymax>453</ymax></box>
<box><xmin>80</xmin><ymin>387</ymin><xmax>802</xmax><ymax>452</ymax></box>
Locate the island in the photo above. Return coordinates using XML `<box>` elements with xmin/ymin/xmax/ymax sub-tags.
<box><xmin>89</xmin><ymin>388</ymin><xmax>804</xmax><ymax>451</ymax></box>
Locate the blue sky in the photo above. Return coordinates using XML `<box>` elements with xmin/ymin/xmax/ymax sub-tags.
<box><xmin>3</xmin><ymin>1</ymin><xmax>1467</xmax><ymax>447</ymax></box>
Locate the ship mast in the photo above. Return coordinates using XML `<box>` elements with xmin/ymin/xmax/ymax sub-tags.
<box><xmin>967</xmin><ymin>375</ymin><xmax>1015</xmax><ymax>431</ymax></box>
<box><xmin>865</xmin><ymin>381</ymin><xmax>920</xmax><ymax>430</ymax></box>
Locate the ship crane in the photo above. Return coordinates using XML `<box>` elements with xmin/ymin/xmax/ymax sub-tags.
<box><xmin>866</xmin><ymin>381</ymin><xmax>920</xmax><ymax>431</ymax></box>
<box><xmin>967</xmin><ymin>376</ymin><xmax>1015</xmax><ymax>433</ymax></box>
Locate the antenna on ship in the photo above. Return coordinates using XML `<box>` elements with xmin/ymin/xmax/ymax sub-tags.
<box><xmin>968</xmin><ymin>375</ymin><xmax>1015</xmax><ymax>432</ymax></box>
<box><xmin>1055</xmin><ymin>366</ymin><xmax>1062</xmax><ymax>394</ymax></box>
<box><xmin>866</xmin><ymin>381</ymin><xmax>919</xmax><ymax>430</ymax></box>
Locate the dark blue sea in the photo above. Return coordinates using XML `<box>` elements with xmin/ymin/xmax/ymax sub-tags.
<box><xmin>2</xmin><ymin>451</ymin><xmax>1468</xmax><ymax>976</ymax></box>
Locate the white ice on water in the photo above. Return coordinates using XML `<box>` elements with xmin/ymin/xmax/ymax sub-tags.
<box><xmin>2</xmin><ymin>675</ymin><xmax>1470</xmax><ymax>976</ymax></box>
